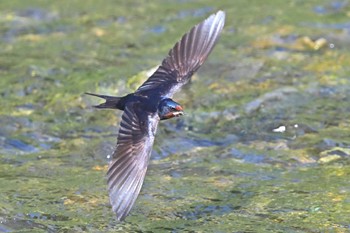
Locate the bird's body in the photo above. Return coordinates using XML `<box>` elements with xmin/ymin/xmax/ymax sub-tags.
<box><xmin>86</xmin><ymin>11</ymin><xmax>225</xmax><ymax>220</ymax></box>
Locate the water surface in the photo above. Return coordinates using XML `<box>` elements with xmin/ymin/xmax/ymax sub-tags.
<box><xmin>0</xmin><ymin>0</ymin><xmax>350</xmax><ymax>232</ymax></box>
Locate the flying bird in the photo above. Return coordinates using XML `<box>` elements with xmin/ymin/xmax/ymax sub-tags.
<box><xmin>86</xmin><ymin>11</ymin><xmax>225</xmax><ymax>221</ymax></box>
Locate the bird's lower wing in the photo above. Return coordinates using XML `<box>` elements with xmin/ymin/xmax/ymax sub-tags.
<box><xmin>107</xmin><ymin>104</ymin><xmax>159</xmax><ymax>221</ymax></box>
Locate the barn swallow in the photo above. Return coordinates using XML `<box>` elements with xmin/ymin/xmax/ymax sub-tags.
<box><xmin>86</xmin><ymin>11</ymin><xmax>225</xmax><ymax>221</ymax></box>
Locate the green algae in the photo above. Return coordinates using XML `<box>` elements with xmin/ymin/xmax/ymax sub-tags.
<box><xmin>1</xmin><ymin>0</ymin><xmax>350</xmax><ymax>232</ymax></box>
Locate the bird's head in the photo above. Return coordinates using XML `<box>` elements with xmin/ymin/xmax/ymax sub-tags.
<box><xmin>158</xmin><ymin>98</ymin><xmax>184</xmax><ymax>120</ymax></box>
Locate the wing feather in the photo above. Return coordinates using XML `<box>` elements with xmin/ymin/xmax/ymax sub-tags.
<box><xmin>107</xmin><ymin>104</ymin><xmax>159</xmax><ymax>221</ymax></box>
<box><xmin>136</xmin><ymin>11</ymin><xmax>225</xmax><ymax>97</ymax></box>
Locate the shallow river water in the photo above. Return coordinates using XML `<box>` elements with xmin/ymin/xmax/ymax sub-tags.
<box><xmin>0</xmin><ymin>1</ymin><xmax>350</xmax><ymax>232</ymax></box>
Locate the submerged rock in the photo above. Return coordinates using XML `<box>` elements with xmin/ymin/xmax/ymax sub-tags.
<box><xmin>318</xmin><ymin>147</ymin><xmax>350</xmax><ymax>164</ymax></box>
<box><xmin>244</xmin><ymin>87</ymin><xmax>299</xmax><ymax>114</ymax></box>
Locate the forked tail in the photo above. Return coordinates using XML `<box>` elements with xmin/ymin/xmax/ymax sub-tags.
<box><xmin>85</xmin><ymin>92</ymin><xmax>121</xmax><ymax>109</ymax></box>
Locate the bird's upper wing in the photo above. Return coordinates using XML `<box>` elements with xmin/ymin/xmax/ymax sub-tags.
<box><xmin>136</xmin><ymin>11</ymin><xmax>225</xmax><ymax>98</ymax></box>
<box><xmin>107</xmin><ymin>103</ymin><xmax>159</xmax><ymax>221</ymax></box>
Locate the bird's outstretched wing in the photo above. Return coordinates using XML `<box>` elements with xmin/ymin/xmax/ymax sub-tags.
<box><xmin>107</xmin><ymin>103</ymin><xmax>159</xmax><ymax>221</ymax></box>
<box><xmin>136</xmin><ymin>11</ymin><xmax>225</xmax><ymax>98</ymax></box>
